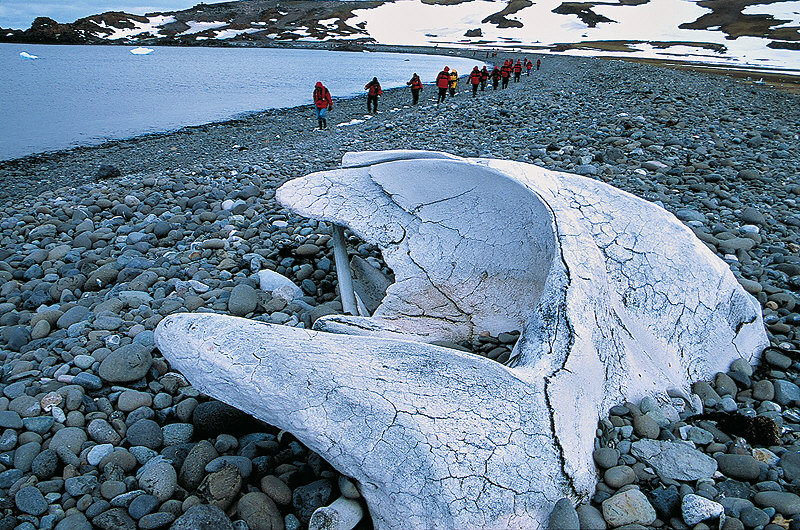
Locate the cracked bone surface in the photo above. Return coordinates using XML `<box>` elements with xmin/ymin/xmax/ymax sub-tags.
<box><xmin>155</xmin><ymin>151</ymin><xmax>768</xmax><ymax>529</ymax></box>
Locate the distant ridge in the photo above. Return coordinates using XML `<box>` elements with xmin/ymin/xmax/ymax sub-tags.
<box><xmin>2</xmin><ymin>0</ymin><xmax>798</xmax><ymax>71</ymax></box>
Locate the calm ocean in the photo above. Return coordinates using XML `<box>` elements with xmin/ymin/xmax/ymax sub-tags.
<box><xmin>0</xmin><ymin>43</ymin><xmax>483</xmax><ymax>161</ymax></box>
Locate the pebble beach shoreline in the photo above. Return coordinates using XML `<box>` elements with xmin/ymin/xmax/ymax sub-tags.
<box><xmin>0</xmin><ymin>51</ymin><xmax>799</xmax><ymax>530</ymax></box>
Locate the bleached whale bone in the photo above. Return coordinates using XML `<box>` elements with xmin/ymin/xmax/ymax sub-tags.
<box><xmin>155</xmin><ymin>151</ymin><xmax>767</xmax><ymax>529</ymax></box>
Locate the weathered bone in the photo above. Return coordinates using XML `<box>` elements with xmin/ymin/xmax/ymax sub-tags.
<box><xmin>155</xmin><ymin>151</ymin><xmax>767</xmax><ymax>529</ymax></box>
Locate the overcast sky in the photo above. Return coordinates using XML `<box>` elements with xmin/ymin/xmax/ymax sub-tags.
<box><xmin>0</xmin><ymin>1</ymin><xmax>202</xmax><ymax>29</ymax></box>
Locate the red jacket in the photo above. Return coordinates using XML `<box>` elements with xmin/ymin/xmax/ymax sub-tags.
<box><xmin>469</xmin><ymin>69</ymin><xmax>481</xmax><ymax>85</ymax></box>
<box><xmin>436</xmin><ymin>70</ymin><xmax>450</xmax><ymax>88</ymax></box>
<box><xmin>513</xmin><ymin>62</ymin><xmax>522</xmax><ymax>73</ymax></box>
<box><xmin>313</xmin><ymin>83</ymin><xmax>332</xmax><ymax>109</ymax></box>
<box><xmin>408</xmin><ymin>76</ymin><xmax>423</xmax><ymax>90</ymax></box>
<box><xmin>365</xmin><ymin>80</ymin><xmax>383</xmax><ymax>96</ymax></box>
<box><xmin>491</xmin><ymin>67</ymin><xmax>501</xmax><ymax>80</ymax></box>
<box><xmin>500</xmin><ymin>65</ymin><xmax>510</xmax><ymax>78</ymax></box>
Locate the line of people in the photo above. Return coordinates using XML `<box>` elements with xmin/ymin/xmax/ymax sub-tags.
<box><xmin>312</xmin><ymin>56</ymin><xmax>543</xmax><ymax>129</ymax></box>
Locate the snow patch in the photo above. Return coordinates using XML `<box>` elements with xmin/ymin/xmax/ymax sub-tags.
<box><xmin>180</xmin><ymin>21</ymin><xmax>227</xmax><ymax>35</ymax></box>
<box><xmin>214</xmin><ymin>28</ymin><xmax>261</xmax><ymax>39</ymax></box>
<box><xmin>337</xmin><ymin>119</ymin><xmax>366</xmax><ymax>127</ymax></box>
<box><xmin>95</xmin><ymin>15</ymin><xmax>175</xmax><ymax>40</ymax></box>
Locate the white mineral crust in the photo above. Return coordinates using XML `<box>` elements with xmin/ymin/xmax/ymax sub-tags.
<box><xmin>155</xmin><ymin>150</ymin><xmax>767</xmax><ymax>529</ymax></box>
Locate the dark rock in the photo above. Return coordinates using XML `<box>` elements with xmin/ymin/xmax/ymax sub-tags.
<box><xmin>292</xmin><ymin>479</ymin><xmax>332</xmax><ymax>524</ymax></box>
<box><xmin>97</xmin><ymin>165</ymin><xmax>122</xmax><ymax>179</ymax></box>
<box><xmin>170</xmin><ymin>504</ymin><xmax>234</xmax><ymax>530</ymax></box>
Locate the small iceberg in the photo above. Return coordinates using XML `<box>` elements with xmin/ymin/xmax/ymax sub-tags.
<box><xmin>130</xmin><ymin>47</ymin><xmax>154</xmax><ymax>55</ymax></box>
<box><xmin>20</xmin><ymin>52</ymin><xmax>39</xmax><ymax>60</ymax></box>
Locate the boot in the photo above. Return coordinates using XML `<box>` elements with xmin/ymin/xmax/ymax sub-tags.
<box><xmin>322</xmin><ymin>118</ymin><xmax>327</xmax><ymax>129</ymax></box>
<box><xmin>318</xmin><ymin>118</ymin><xmax>323</xmax><ymax>130</ymax></box>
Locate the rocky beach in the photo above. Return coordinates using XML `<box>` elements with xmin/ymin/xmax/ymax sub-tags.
<box><xmin>0</xmin><ymin>51</ymin><xmax>799</xmax><ymax>530</ymax></box>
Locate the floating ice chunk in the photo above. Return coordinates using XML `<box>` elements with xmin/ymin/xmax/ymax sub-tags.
<box><xmin>130</xmin><ymin>47</ymin><xmax>154</xmax><ymax>55</ymax></box>
<box><xmin>20</xmin><ymin>52</ymin><xmax>39</xmax><ymax>60</ymax></box>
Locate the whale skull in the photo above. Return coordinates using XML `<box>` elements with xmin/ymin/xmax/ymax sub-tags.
<box><xmin>155</xmin><ymin>151</ymin><xmax>766</xmax><ymax>529</ymax></box>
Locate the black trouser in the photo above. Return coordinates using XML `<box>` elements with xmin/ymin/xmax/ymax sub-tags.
<box><xmin>367</xmin><ymin>95</ymin><xmax>378</xmax><ymax>113</ymax></box>
<box><xmin>472</xmin><ymin>84</ymin><xmax>478</xmax><ymax>97</ymax></box>
<box><xmin>492</xmin><ymin>79</ymin><xmax>498</xmax><ymax>90</ymax></box>
<box><xmin>502</xmin><ymin>77</ymin><xmax>509</xmax><ymax>88</ymax></box>
<box><xmin>449</xmin><ymin>87</ymin><xmax>455</xmax><ymax>97</ymax></box>
<box><xmin>480</xmin><ymin>79</ymin><xmax>486</xmax><ymax>91</ymax></box>
<box><xmin>437</xmin><ymin>87</ymin><xmax>447</xmax><ymax>103</ymax></box>
<box><xmin>411</xmin><ymin>89</ymin><xmax>420</xmax><ymax>105</ymax></box>
<box><xmin>514</xmin><ymin>72</ymin><xmax>520</xmax><ymax>82</ymax></box>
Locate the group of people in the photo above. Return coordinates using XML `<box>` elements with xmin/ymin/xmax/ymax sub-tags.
<box><xmin>311</xmin><ymin>56</ymin><xmax>542</xmax><ymax>129</ymax></box>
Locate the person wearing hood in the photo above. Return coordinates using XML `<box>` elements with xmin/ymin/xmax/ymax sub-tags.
<box><xmin>365</xmin><ymin>77</ymin><xmax>383</xmax><ymax>114</ymax></box>
<box><xmin>312</xmin><ymin>81</ymin><xmax>332</xmax><ymax>130</ymax></box>
<box><xmin>490</xmin><ymin>65</ymin><xmax>501</xmax><ymax>90</ymax></box>
<box><xmin>480</xmin><ymin>66</ymin><xmax>489</xmax><ymax>91</ymax></box>
<box><xmin>436</xmin><ymin>66</ymin><xmax>450</xmax><ymax>104</ymax></box>
<box><xmin>469</xmin><ymin>66</ymin><xmax>481</xmax><ymax>97</ymax></box>
<box><xmin>407</xmin><ymin>73</ymin><xmax>423</xmax><ymax>105</ymax></box>
<box><xmin>513</xmin><ymin>59</ymin><xmax>523</xmax><ymax>82</ymax></box>
<box><xmin>448</xmin><ymin>68</ymin><xmax>459</xmax><ymax>97</ymax></box>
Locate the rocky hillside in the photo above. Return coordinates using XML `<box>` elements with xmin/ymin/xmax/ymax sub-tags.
<box><xmin>2</xmin><ymin>0</ymin><xmax>798</xmax><ymax>66</ymax></box>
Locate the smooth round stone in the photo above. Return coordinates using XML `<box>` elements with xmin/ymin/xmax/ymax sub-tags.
<box><xmin>295</xmin><ymin>244</ymin><xmax>320</xmax><ymax>257</ymax></box>
<box><xmin>0</xmin><ymin>469</ymin><xmax>23</xmax><ymax>488</ymax></box>
<box><xmin>100</xmin><ymin>480</ymin><xmax>127</xmax><ymax>500</ymax></box>
<box><xmin>162</xmin><ymin>423</ymin><xmax>193</xmax><ymax>446</ymax></box>
<box><xmin>740</xmin><ymin>505</ymin><xmax>770</xmax><ymax>527</ymax></box>
<box><xmin>14</xmin><ymin>441</ymin><xmax>41</xmax><ymax>472</ymax></box>
<box><xmin>9</xmin><ymin>395</ymin><xmax>41</xmax><ymax>417</ymax></box>
<box><xmin>548</xmin><ymin>497</ymin><xmax>580</xmax><ymax>530</ymax></box>
<box><xmin>337</xmin><ymin>476</ymin><xmax>360</xmax><ymax>500</ymax></box>
<box><xmin>72</xmin><ymin>372</ymin><xmax>103</xmax><ymax>390</ymax></box>
<box><xmin>128</xmin><ymin>493</ymin><xmax>159</xmax><ymax>519</ymax></box>
<box><xmin>228</xmin><ymin>284</ymin><xmax>258</xmax><ymax>317</ymax></box>
<box><xmin>116</xmin><ymin>390</ymin><xmax>152</xmax><ymax>412</ymax></box>
<box><xmin>206</xmin><ymin>455</ymin><xmax>252</xmax><ymax>478</ymax></box>
<box><xmin>23</xmin><ymin>416</ymin><xmax>54</xmax><ymax>435</ymax></box>
<box><xmin>237</xmin><ymin>491</ymin><xmax>283</xmax><ymax>530</ymax></box>
<box><xmin>138</xmin><ymin>457</ymin><xmax>177</xmax><ymax>502</ymax></box>
<box><xmin>54</xmin><ymin>512</ymin><xmax>92</xmax><ymax>530</ymax></box>
<box><xmin>138</xmin><ymin>512</ymin><xmax>175</xmax><ymax>529</ymax></box>
<box><xmin>0</xmin><ymin>410</ymin><xmax>23</xmax><ymax>429</ymax></box>
<box><xmin>602</xmin><ymin>489</ymin><xmax>656</xmax><ymax>527</ymax></box>
<box><xmin>719</xmin><ymin>396</ymin><xmax>738</xmax><ymax>412</ymax></box>
<box><xmin>88</xmin><ymin>418</ymin><xmax>122</xmax><ymax>444</ymax></box>
<box><xmin>753</xmin><ymin>380</ymin><xmax>775</xmax><ymax>401</ymax></box>
<box><xmin>126</xmin><ymin>419</ymin><xmax>163</xmax><ymax>449</ymax></box>
<box><xmin>604</xmin><ymin>465</ymin><xmax>637</xmax><ymax>489</ymax></box>
<box><xmin>179</xmin><ymin>440</ymin><xmax>218</xmax><ymax>491</ymax></box>
<box><xmin>753</xmin><ymin>491</ymin><xmax>800</xmax><ymax>515</ymax></box>
<box><xmin>88</xmin><ymin>444</ymin><xmax>115</xmax><ymax>466</ymax></box>
<box><xmin>73</xmin><ymin>354</ymin><xmax>95</xmax><ymax>370</ymax></box>
<box><xmin>91</xmin><ymin>507</ymin><xmax>137</xmax><ymax>530</ymax></box>
<box><xmin>633</xmin><ymin>415</ymin><xmax>660</xmax><ymax>439</ymax></box>
<box><xmin>57</xmin><ymin>306</ymin><xmax>90</xmax><ymax>329</ymax></box>
<box><xmin>49</xmin><ymin>426</ymin><xmax>87</xmax><ymax>454</ymax></box>
<box><xmin>259</xmin><ymin>476</ymin><xmax>293</xmax><ymax>507</ymax></box>
<box><xmin>98</xmin><ymin>344</ymin><xmax>153</xmax><ymax>383</ymax></box>
<box><xmin>593</xmin><ymin>447</ymin><xmax>620</xmax><ymax>469</ymax></box>
<box><xmin>15</xmin><ymin>486</ymin><xmax>48</xmax><ymax>515</ymax></box>
<box><xmin>715</xmin><ymin>454</ymin><xmax>761</xmax><ymax>482</ymax></box>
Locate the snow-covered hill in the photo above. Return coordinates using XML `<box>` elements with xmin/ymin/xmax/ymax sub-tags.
<box><xmin>2</xmin><ymin>0</ymin><xmax>798</xmax><ymax>72</ymax></box>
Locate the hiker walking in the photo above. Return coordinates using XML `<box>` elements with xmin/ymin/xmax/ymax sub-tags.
<box><xmin>537</xmin><ymin>58</ymin><xmax>541</xmax><ymax>70</ymax></box>
<box><xmin>407</xmin><ymin>73</ymin><xmax>423</xmax><ymax>105</ymax></box>
<box><xmin>365</xmin><ymin>77</ymin><xmax>382</xmax><ymax>114</ymax></box>
<box><xmin>525</xmin><ymin>58</ymin><xmax>533</xmax><ymax>76</ymax></box>
<box><xmin>500</xmin><ymin>60</ymin><xmax>511</xmax><ymax>89</ymax></box>
<box><xmin>480</xmin><ymin>66</ymin><xmax>489</xmax><ymax>91</ymax></box>
<box><xmin>469</xmin><ymin>66</ymin><xmax>481</xmax><ymax>97</ymax></box>
<box><xmin>513</xmin><ymin>60</ymin><xmax>522</xmax><ymax>82</ymax></box>
<box><xmin>436</xmin><ymin>67</ymin><xmax>450</xmax><ymax>103</ymax></box>
<box><xmin>448</xmin><ymin>68</ymin><xmax>458</xmax><ymax>97</ymax></box>
<box><xmin>312</xmin><ymin>81</ymin><xmax>332</xmax><ymax>130</ymax></box>
<box><xmin>490</xmin><ymin>66</ymin><xmax>501</xmax><ymax>90</ymax></box>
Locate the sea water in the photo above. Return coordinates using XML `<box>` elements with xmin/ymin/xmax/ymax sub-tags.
<box><xmin>0</xmin><ymin>43</ymin><xmax>485</xmax><ymax>161</ymax></box>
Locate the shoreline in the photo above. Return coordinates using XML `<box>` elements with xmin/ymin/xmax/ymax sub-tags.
<box><xmin>0</xmin><ymin>45</ymin><xmax>799</xmax><ymax>528</ymax></box>
<box><xmin>2</xmin><ymin>41</ymin><xmax>798</xmax><ymax>171</ymax></box>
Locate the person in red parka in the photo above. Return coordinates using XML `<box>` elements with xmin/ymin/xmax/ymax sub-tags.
<box><xmin>312</xmin><ymin>81</ymin><xmax>332</xmax><ymax>130</ymax></box>
<box><xmin>513</xmin><ymin>59</ymin><xmax>522</xmax><ymax>82</ymax></box>
<box><xmin>436</xmin><ymin>66</ymin><xmax>450</xmax><ymax>104</ymax></box>
<box><xmin>365</xmin><ymin>77</ymin><xmax>382</xmax><ymax>114</ymax></box>
<box><xmin>526</xmin><ymin>58</ymin><xmax>533</xmax><ymax>76</ymax></box>
<box><xmin>490</xmin><ymin>66</ymin><xmax>501</xmax><ymax>90</ymax></box>
<box><xmin>469</xmin><ymin>66</ymin><xmax>481</xmax><ymax>97</ymax></box>
<box><xmin>407</xmin><ymin>73</ymin><xmax>423</xmax><ymax>105</ymax></box>
<box><xmin>500</xmin><ymin>61</ymin><xmax>511</xmax><ymax>89</ymax></box>
<box><xmin>480</xmin><ymin>66</ymin><xmax>489</xmax><ymax>91</ymax></box>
